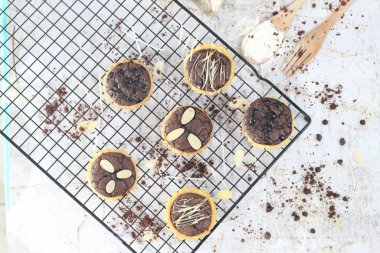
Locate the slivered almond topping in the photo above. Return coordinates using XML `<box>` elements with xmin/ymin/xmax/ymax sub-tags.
<box><xmin>99</xmin><ymin>159</ymin><xmax>115</xmax><ymax>173</ymax></box>
<box><xmin>217</xmin><ymin>189</ymin><xmax>233</xmax><ymax>200</ymax></box>
<box><xmin>116</xmin><ymin>170</ymin><xmax>132</xmax><ymax>179</ymax></box>
<box><xmin>181</xmin><ymin>107</ymin><xmax>196</xmax><ymax>125</ymax></box>
<box><xmin>187</xmin><ymin>133</ymin><xmax>202</xmax><ymax>150</ymax></box>
<box><xmin>167</xmin><ymin>128</ymin><xmax>185</xmax><ymax>142</ymax></box>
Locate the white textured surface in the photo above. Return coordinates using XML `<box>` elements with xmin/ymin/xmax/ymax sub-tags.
<box><xmin>3</xmin><ymin>0</ymin><xmax>380</xmax><ymax>252</ymax></box>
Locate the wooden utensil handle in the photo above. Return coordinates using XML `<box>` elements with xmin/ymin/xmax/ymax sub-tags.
<box><xmin>325</xmin><ymin>0</ymin><xmax>355</xmax><ymax>28</ymax></box>
<box><xmin>271</xmin><ymin>0</ymin><xmax>306</xmax><ymax>31</ymax></box>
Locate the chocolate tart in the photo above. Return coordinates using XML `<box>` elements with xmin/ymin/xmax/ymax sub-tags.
<box><xmin>183</xmin><ymin>43</ymin><xmax>235</xmax><ymax>95</ymax></box>
<box><xmin>87</xmin><ymin>149</ymin><xmax>138</xmax><ymax>201</ymax></box>
<box><xmin>162</xmin><ymin>105</ymin><xmax>213</xmax><ymax>156</ymax></box>
<box><xmin>165</xmin><ymin>187</ymin><xmax>217</xmax><ymax>240</ymax></box>
<box><xmin>243</xmin><ymin>97</ymin><xmax>294</xmax><ymax>150</ymax></box>
<box><xmin>103</xmin><ymin>59</ymin><xmax>154</xmax><ymax>110</ymax></box>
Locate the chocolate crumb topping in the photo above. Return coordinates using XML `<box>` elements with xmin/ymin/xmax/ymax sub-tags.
<box><xmin>91</xmin><ymin>152</ymin><xmax>136</xmax><ymax>197</ymax></box>
<box><xmin>243</xmin><ymin>98</ymin><xmax>292</xmax><ymax>146</ymax></box>
<box><xmin>170</xmin><ymin>193</ymin><xmax>212</xmax><ymax>237</ymax></box>
<box><xmin>106</xmin><ymin>61</ymin><xmax>152</xmax><ymax>106</ymax></box>
<box><xmin>186</xmin><ymin>49</ymin><xmax>232</xmax><ymax>92</ymax></box>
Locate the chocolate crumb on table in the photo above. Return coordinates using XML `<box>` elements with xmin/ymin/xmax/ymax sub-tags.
<box><xmin>291</xmin><ymin>211</ymin><xmax>300</xmax><ymax>221</ymax></box>
<box><xmin>322</xmin><ymin>119</ymin><xmax>328</xmax><ymax>125</ymax></box>
<box><xmin>266</xmin><ymin>203</ymin><xmax>274</xmax><ymax>213</ymax></box>
<box><xmin>316</xmin><ymin>134</ymin><xmax>322</xmax><ymax>141</ymax></box>
<box><xmin>264</xmin><ymin>231</ymin><xmax>271</xmax><ymax>240</ymax></box>
<box><xmin>339</xmin><ymin>138</ymin><xmax>346</xmax><ymax>145</ymax></box>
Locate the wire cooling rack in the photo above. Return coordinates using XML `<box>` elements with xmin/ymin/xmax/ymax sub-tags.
<box><xmin>1</xmin><ymin>0</ymin><xmax>310</xmax><ymax>252</ymax></box>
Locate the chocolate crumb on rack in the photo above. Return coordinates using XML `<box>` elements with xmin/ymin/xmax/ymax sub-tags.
<box><xmin>42</xmin><ymin>86</ymin><xmax>100</xmax><ymax>140</ymax></box>
<box><xmin>177</xmin><ymin>159</ymin><xmax>209</xmax><ymax>178</ymax></box>
<box><xmin>118</xmin><ymin>206</ymin><xmax>163</xmax><ymax>242</ymax></box>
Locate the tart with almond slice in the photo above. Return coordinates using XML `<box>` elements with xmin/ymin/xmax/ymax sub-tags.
<box><xmin>87</xmin><ymin>148</ymin><xmax>138</xmax><ymax>201</ymax></box>
<box><xmin>183</xmin><ymin>43</ymin><xmax>235</xmax><ymax>95</ymax></box>
<box><xmin>162</xmin><ymin>105</ymin><xmax>213</xmax><ymax>156</ymax></box>
<box><xmin>165</xmin><ymin>187</ymin><xmax>217</xmax><ymax>240</ymax></box>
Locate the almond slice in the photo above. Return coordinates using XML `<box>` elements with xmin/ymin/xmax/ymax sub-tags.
<box><xmin>217</xmin><ymin>189</ymin><xmax>233</xmax><ymax>200</ymax></box>
<box><xmin>181</xmin><ymin>107</ymin><xmax>196</xmax><ymax>125</ymax></box>
<box><xmin>116</xmin><ymin>170</ymin><xmax>132</xmax><ymax>179</ymax></box>
<box><xmin>167</xmin><ymin>128</ymin><xmax>185</xmax><ymax>142</ymax></box>
<box><xmin>77</xmin><ymin>120</ymin><xmax>97</xmax><ymax>133</ymax></box>
<box><xmin>106</xmin><ymin>180</ymin><xmax>115</xmax><ymax>194</ymax></box>
<box><xmin>187</xmin><ymin>133</ymin><xmax>202</xmax><ymax>150</ymax></box>
<box><xmin>99</xmin><ymin>159</ymin><xmax>115</xmax><ymax>173</ymax></box>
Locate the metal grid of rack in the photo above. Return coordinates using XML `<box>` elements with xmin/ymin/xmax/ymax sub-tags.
<box><xmin>0</xmin><ymin>0</ymin><xmax>310</xmax><ymax>252</ymax></box>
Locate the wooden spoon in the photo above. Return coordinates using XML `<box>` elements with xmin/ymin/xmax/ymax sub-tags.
<box><xmin>271</xmin><ymin>0</ymin><xmax>306</xmax><ymax>32</ymax></box>
<box><xmin>283</xmin><ymin>0</ymin><xmax>355</xmax><ymax>75</ymax></box>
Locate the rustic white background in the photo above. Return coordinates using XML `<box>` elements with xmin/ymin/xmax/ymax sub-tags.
<box><xmin>1</xmin><ymin>0</ymin><xmax>380</xmax><ymax>252</ymax></box>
